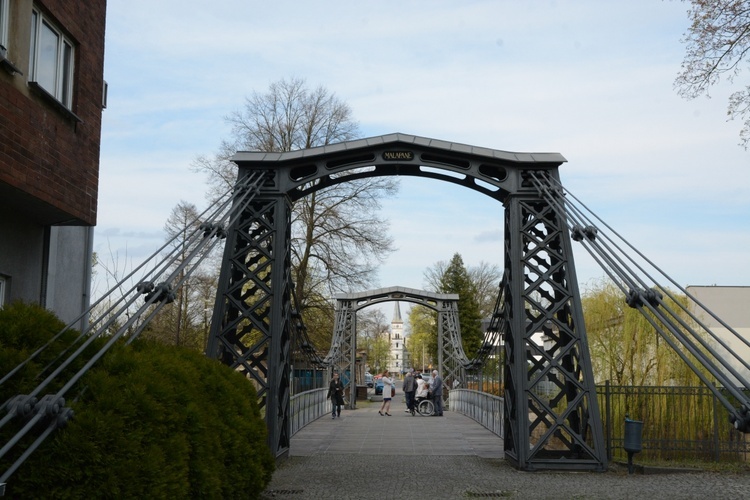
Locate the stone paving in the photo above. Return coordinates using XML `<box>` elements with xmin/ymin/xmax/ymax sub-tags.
<box><xmin>261</xmin><ymin>398</ymin><xmax>750</xmax><ymax>499</ymax></box>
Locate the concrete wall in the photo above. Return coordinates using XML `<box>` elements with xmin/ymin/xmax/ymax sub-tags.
<box><xmin>0</xmin><ymin>213</ymin><xmax>91</xmax><ymax>328</ymax></box>
<box><xmin>687</xmin><ymin>285</ymin><xmax>750</xmax><ymax>382</ymax></box>
<box><xmin>0</xmin><ymin>210</ymin><xmax>45</xmax><ymax>304</ymax></box>
<box><xmin>45</xmin><ymin>226</ymin><xmax>93</xmax><ymax>328</ymax></box>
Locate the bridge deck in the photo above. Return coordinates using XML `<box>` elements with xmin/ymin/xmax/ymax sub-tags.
<box><xmin>289</xmin><ymin>397</ymin><xmax>503</xmax><ymax>458</ymax></box>
<box><xmin>261</xmin><ymin>398</ymin><xmax>750</xmax><ymax>499</ymax></box>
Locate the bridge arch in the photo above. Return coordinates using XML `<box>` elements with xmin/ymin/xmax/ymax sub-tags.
<box><xmin>326</xmin><ymin>286</ymin><xmax>468</xmax><ymax>410</ymax></box>
<box><xmin>231</xmin><ymin>132</ymin><xmax>566</xmax><ymax>203</ymax></box>
<box><xmin>207</xmin><ymin>133</ymin><xmax>606</xmax><ymax>471</ymax></box>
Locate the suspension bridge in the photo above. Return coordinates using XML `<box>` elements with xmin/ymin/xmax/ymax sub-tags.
<box><xmin>1</xmin><ymin>133</ymin><xmax>749</xmax><ymax>492</ymax></box>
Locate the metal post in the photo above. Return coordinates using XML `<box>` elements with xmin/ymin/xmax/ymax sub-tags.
<box><xmin>713</xmin><ymin>387</ymin><xmax>720</xmax><ymax>462</ymax></box>
<box><xmin>605</xmin><ymin>380</ymin><xmax>612</xmax><ymax>461</ymax></box>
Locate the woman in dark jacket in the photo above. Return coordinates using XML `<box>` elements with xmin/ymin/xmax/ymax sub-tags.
<box><xmin>328</xmin><ymin>372</ymin><xmax>345</xmax><ymax>419</ymax></box>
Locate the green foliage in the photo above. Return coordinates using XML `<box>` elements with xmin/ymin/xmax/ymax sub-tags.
<box><xmin>0</xmin><ymin>301</ymin><xmax>95</xmax><ymax>402</ymax></box>
<box><xmin>582</xmin><ymin>279</ymin><xmax>712</xmax><ymax>386</ymax></box>
<box><xmin>300</xmin><ymin>290</ymin><xmax>335</xmax><ymax>352</ymax></box>
<box><xmin>406</xmin><ymin>306</ymin><xmax>437</xmax><ymax>369</ymax></box>
<box><xmin>0</xmin><ymin>302</ymin><xmax>274</xmax><ymax>499</ymax></box>
<box><xmin>439</xmin><ymin>253</ymin><xmax>483</xmax><ymax>358</ymax></box>
<box><xmin>369</xmin><ymin>335</ymin><xmax>391</xmax><ymax>373</ymax></box>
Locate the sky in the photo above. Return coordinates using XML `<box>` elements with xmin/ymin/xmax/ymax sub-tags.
<box><xmin>97</xmin><ymin>0</ymin><xmax>750</xmax><ymax>322</ymax></box>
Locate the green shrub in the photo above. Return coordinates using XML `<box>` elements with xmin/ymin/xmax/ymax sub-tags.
<box><xmin>0</xmin><ymin>302</ymin><xmax>274</xmax><ymax>498</ymax></box>
<box><xmin>0</xmin><ymin>301</ymin><xmax>90</xmax><ymax>401</ymax></box>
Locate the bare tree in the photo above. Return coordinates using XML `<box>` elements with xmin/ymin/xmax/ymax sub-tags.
<box><xmin>192</xmin><ymin>77</ymin><xmax>398</xmax><ymax>349</ymax></box>
<box><xmin>467</xmin><ymin>261</ymin><xmax>503</xmax><ymax>319</ymax></box>
<box><xmin>424</xmin><ymin>258</ymin><xmax>502</xmax><ymax>318</ymax></box>
<box><xmin>675</xmin><ymin>0</ymin><xmax>750</xmax><ymax>148</ymax></box>
<box><xmin>228</xmin><ymin>77</ymin><xmax>359</xmax><ymax>151</ymax></box>
<box><xmin>356</xmin><ymin>308</ymin><xmax>389</xmax><ymax>370</ymax></box>
<box><xmin>145</xmin><ymin>201</ymin><xmax>207</xmax><ymax>349</ymax></box>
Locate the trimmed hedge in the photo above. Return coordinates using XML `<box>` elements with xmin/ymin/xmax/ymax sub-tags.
<box><xmin>0</xmin><ymin>302</ymin><xmax>274</xmax><ymax>498</ymax></box>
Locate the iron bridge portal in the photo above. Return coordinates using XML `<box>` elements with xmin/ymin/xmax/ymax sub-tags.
<box><xmin>206</xmin><ymin>133</ymin><xmax>607</xmax><ymax>471</ymax></box>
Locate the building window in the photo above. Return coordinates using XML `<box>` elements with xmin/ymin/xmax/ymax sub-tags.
<box><xmin>29</xmin><ymin>8</ymin><xmax>74</xmax><ymax>108</ymax></box>
<box><xmin>0</xmin><ymin>0</ymin><xmax>8</xmax><ymax>53</ymax></box>
<box><xmin>0</xmin><ymin>276</ymin><xmax>6</xmax><ymax>308</ymax></box>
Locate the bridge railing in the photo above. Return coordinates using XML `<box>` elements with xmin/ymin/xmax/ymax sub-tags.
<box><xmin>290</xmin><ymin>388</ymin><xmax>329</xmax><ymax>435</ymax></box>
<box><xmin>449</xmin><ymin>388</ymin><xmax>504</xmax><ymax>437</ymax></box>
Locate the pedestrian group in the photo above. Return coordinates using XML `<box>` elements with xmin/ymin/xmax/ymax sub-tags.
<box><xmin>328</xmin><ymin>368</ymin><xmax>444</xmax><ymax>419</ymax></box>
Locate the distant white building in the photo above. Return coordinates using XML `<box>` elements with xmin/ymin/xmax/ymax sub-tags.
<box><xmin>388</xmin><ymin>301</ymin><xmax>407</xmax><ymax>375</ymax></box>
<box><xmin>686</xmin><ymin>285</ymin><xmax>750</xmax><ymax>383</ymax></box>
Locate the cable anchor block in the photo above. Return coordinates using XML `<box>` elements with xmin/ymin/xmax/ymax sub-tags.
<box><xmin>6</xmin><ymin>395</ymin><xmax>38</xmax><ymax>420</ymax></box>
<box><xmin>625</xmin><ymin>288</ymin><xmax>663</xmax><ymax>308</ymax></box>
<box><xmin>144</xmin><ymin>282</ymin><xmax>176</xmax><ymax>304</ymax></box>
<box><xmin>199</xmin><ymin>222</ymin><xmax>226</xmax><ymax>239</ymax></box>
<box><xmin>571</xmin><ymin>225</ymin><xmax>598</xmax><ymax>242</ymax></box>
<box><xmin>730</xmin><ymin>405</ymin><xmax>750</xmax><ymax>433</ymax></box>
<box><xmin>136</xmin><ymin>281</ymin><xmax>155</xmax><ymax>294</ymax></box>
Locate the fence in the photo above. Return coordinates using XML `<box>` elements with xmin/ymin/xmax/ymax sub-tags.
<box><xmin>450</xmin><ymin>389</ymin><xmax>504</xmax><ymax>437</ymax></box>
<box><xmin>289</xmin><ymin>383</ymin><xmax>748</xmax><ymax>463</ymax></box>
<box><xmin>290</xmin><ymin>388</ymin><xmax>329</xmax><ymax>435</ymax></box>
<box><xmin>598</xmin><ymin>382</ymin><xmax>750</xmax><ymax>463</ymax></box>
<box><xmin>292</xmin><ymin>368</ymin><xmax>326</xmax><ymax>393</ymax></box>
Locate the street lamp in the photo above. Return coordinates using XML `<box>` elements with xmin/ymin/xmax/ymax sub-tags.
<box><xmin>422</xmin><ymin>341</ymin><xmax>425</xmax><ymax>373</ymax></box>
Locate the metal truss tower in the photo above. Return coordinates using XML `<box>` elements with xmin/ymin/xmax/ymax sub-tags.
<box><xmin>206</xmin><ymin>173</ymin><xmax>294</xmax><ymax>459</ymax></box>
<box><xmin>502</xmin><ymin>182</ymin><xmax>606</xmax><ymax>471</ymax></box>
<box><xmin>207</xmin><ymin>133</ymin><xmax>607</xmax><ymax>469</ymax></box>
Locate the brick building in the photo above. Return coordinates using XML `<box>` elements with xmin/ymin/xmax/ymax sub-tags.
<box><xmin>0</xmin><ymin>0</ymin><xmax>107</xmax><ymax>326</ymax></box>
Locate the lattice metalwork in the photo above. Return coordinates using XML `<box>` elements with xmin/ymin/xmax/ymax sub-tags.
<box><xmin>438</xmin><ymin>300</ymin><xmax>467</xmax><ymax>391</ymax></box>
<box><xmin>206</xmin><ymin>181</ymin><xmax>293</xmax><ymax>459</ymax></box>
<box><xmin>502</xmin><ymin>176</ymin><xmax>606</xmax><ymax>471</ymax></box>
<box><xmin>325</xmin><ymin>299</ymin><xmax>356</xmax><ymax>402</ymax></box>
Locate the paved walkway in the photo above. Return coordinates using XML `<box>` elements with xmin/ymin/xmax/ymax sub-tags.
<box><xmin>261</xmin><ymin>398</ymin><xmax>750</xmax><ymax>499</ymax></box>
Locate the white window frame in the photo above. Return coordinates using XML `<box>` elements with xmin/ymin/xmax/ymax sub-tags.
<box><xmin>0</xmin><ymin>0</ymin><xmax>9</xmax><ymax>55</ymax></box>
<box><xmin>29</xmin><ymin>8</ymin><xmax>74</xmax><ymax>109</ymax></box>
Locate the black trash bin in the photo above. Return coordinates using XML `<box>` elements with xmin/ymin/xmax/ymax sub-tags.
<box><xmin>624</xmin><ymin>416</ymin><xmax>643</xmax><ymax>474</ymax></box>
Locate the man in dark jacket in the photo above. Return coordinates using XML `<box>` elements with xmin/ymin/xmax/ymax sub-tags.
<box><xmin>402</xmin><ymin>369</ymin><xmax>416</xmax><ymax>415</ymax></box>
<box><xmin>430</xmin><ymin>370</ymin><xmax>443</xmax><ymax>416</ymax></box>
<box><xmin>328</xmin><ymin>372</ymin><xmax>345</xmax><ymax>419</ymax></box>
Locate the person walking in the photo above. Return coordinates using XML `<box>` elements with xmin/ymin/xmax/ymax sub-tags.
<box><xmin>378</xmin><ymin>370</ymin><xmax>393</xmax><ymax>416</ymax></box>
<box><xmin>402</xmin><ymin>369</ymin><xmax>416</xmax><ymax>415</ymax></box>
<box><xmin>328</xmin><ymin>372</ymin><xmax>345</xmax><ymax>419</ymax></box>
<box><xmin>430</xmin><ymin>370</ymin><xmax>443</xmax><ymax>416</ymax></box>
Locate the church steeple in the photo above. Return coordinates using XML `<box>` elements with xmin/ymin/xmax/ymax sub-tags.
<box><xmin>392</xmin><ymin>301</ymin><xmax>402</xmax><ymax>324</ymax></box>
<box><xmin>388</xmin><ymin>301</ymin><xmax>406</xmax><ymax>374</ymax></box>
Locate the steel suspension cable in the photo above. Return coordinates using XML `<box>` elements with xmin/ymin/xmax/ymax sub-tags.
<box><xmin>526</xmin><ymin>171</ymin><xmax>750</xmax><ymax>421</ymax></box>
<box><xmin>530</xmin><ymin>172</ymin><xmax>750</xmax><ymax>376</ymax></box>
